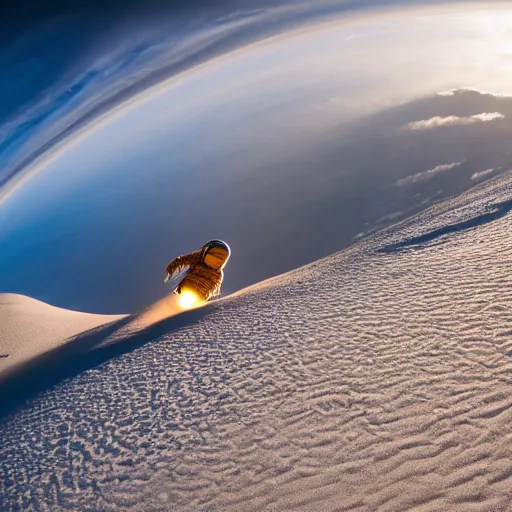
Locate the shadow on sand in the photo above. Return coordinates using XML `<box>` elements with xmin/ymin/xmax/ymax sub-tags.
<box><xmin>378</xmin><ymin>198</ymin><xmax>512</xmax><ymax>253</ymax></box>
<box><xmin>0</xmin><ymin>300</ymin><xmax>211</xmax><ymax>422</ymax></box>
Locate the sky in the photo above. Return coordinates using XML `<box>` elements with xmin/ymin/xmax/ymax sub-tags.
<box><xmin>0</xmin><ymin>0</ymin><xmax>499</xmax><ymax>191</ymax></box>
<box><xmin>2</xmin><ymin>0</ymin><xmax>512</xmax><ymax>313</ymax></box>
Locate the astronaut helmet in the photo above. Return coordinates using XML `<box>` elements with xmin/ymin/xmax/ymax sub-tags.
<box><xmin>201</xmin><ymin>240</ymin><xmax>231</xmax><ymax>270</ymax></box>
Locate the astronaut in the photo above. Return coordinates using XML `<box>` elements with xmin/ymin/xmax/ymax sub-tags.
<box><xmin>164</xmin><ymin>240</ymin><xmax>231</xmax><ymax>303</ymax></box>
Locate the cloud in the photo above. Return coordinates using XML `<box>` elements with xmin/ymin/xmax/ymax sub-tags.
<box><xmin>471</xmin><ymin>168</ymin><xmax>496</xmax><ymax>181</ymax></box>
<box><xmin>436</xmin><ymin>88</ymin><xmax>512</xmax><ymax>98</ymax></box>
<box><xmin>397</xmin><ymin>162</ymin><xmax>462</xmax><ymax>186</ymax></box>
<box><xmin>405</xmin><ymin>112</ymin><xmax>504</xmax><ymax>131</ymax></box>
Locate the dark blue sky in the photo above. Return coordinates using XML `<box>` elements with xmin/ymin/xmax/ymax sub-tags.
<box><xmin>0</xmin><ymin>0</ymin><xmax>464</xmax><ymax>191</ymax></box>
<box><xmin>0</xmin><ymin>0</ymin><xmax>305</xmax><ymax>187</ymax></box>
<box><xmin>0</xmin><ymin>0</ymin><xmax>509</xmax><ymax>313</ymax></box>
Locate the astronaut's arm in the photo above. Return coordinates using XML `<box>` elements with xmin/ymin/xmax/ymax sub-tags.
<box><xmin>164</xmin><ymin>252</ymin><xmax>201</xmax><ymax>282</ymax></box>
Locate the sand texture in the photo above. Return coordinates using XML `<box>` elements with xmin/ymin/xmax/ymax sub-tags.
<box><xmin>2</xmin><ymin>174</ymin><xmax>512</xmax><ymax>511</ymax></box>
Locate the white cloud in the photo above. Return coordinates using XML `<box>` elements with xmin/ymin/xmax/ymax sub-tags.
<box><xmin>471</xmin><ymin>113</ymin><xmax>505</xmax><ymax>122</ymax></box>
<box><xmin>471</xmin><ymin>168</ymin><xmax>496</xmax><ymax>181</ymax></box>
<box><xmin>397</xmin><ymin>162</ymin><xmax>462</xmax><ymax>186</ymax></box>
<box><xmin>436</xmin><ymin>88</ymin><xmax>512</xmax><ymax>98</ymax></box>
<box><xmin>436</xmin><ymin>89</ymin><xmax>458</xmax><ymax>97</ymax></box>
<box><xmin>405</xmin><ymin>112</ymin><xmax>504</xmax><ymax>130</ymax></box>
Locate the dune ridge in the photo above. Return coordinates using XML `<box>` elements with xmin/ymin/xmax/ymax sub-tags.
<box><xmin>0</xmin><ymin>293</ymin><xmax>125</xmax><ymax>374</ymax></box>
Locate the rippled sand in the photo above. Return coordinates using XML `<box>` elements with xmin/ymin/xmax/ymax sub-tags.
<box><xmin>2</xmin><ymin>173</ymin><xmax>512</xmax><ymax>511</ymax></box>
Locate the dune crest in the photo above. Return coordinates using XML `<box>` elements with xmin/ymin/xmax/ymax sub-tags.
<box><xmin>0</xmin><ymin>294</ymin><xmax>124</xmax><ymax>373</ymax></box>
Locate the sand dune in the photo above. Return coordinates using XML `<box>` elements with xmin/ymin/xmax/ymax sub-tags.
<box><xmin>2</xmin><ymin>174</ymin><xmax>512</xmax><ymax>510</ymax></box>
<box><xmin>0</xmin><ymin>294</ymin><xmax>124</xmax><ymax>373</ymax></box>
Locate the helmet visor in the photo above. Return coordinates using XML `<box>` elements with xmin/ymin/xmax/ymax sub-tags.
<box><xmin>202</xmin><ymin>240</ymin><xmax>230</xmax><ymax>269</ymax></box>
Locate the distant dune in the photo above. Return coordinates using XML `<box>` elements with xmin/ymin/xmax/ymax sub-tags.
<box><xmin>2</xmin><ymin>173</ymin><xmax>512</xmax><ymax>510</ymax></box>
<box><xmin>0</xmin><ymin>294</ymin><xmax>124</xmax><ymax>374</ymax></box>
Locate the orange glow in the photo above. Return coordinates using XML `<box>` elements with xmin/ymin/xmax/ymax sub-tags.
<box><xmin>178</xmin><ymin>290</ymin><xmax>200</xmax><ymax>309</ymax></box>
